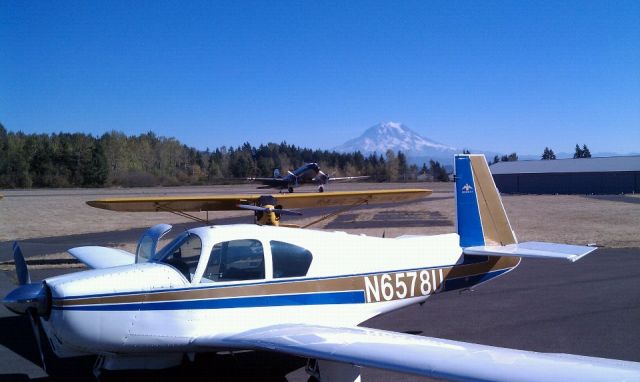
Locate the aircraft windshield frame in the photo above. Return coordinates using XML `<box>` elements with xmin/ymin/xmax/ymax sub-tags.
<box><xmin>151</xmin><ymin>232</ymin><xmax>192</xmax><ymax>263</ymax></box>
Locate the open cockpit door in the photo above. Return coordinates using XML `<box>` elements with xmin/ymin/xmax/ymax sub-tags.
<box><xmin>136</xmin><ymin>224</ymin><xmax>173</xmax><ymax>263</ymax></box>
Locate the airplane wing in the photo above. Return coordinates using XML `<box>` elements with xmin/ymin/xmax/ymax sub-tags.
<box><xmin>86</xmin><ymin>189</ymin><xmax>431</xmax><ymax>212</ymax></box>
<box><xmin>327</xmin><ymin>175</ymin><xmax>370</xmax><ymax>182</ymax></box>
<box><xmin>68</xmin><ymin>246</ymin><xmax>135</xmax><ymax>269</ymax></box>
<box><xmin>247</xmin><ymin>177</ymin><xmax>287</xmax><ymax>187</ymax></box>
<box><xmin>193</xmin><ymin>324</ymin><xmax>640</xmax><ymax>382</ymax></box>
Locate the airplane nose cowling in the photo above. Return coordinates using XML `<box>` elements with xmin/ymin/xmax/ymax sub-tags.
<box><xmin>41</xmin><ymin>263</ymin><xmax>189</xmax><ymax>353</ymax></box>
<box><xmin>3</xmin><ymin>282</ymin><xmax>51</xmax><ymax>317</ymax></box>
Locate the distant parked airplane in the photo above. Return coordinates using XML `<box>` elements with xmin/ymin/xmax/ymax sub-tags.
<box><xmin>248</xmin><ymin>162</ymin><xmax>368</xmax><ymax>193</ymax></box>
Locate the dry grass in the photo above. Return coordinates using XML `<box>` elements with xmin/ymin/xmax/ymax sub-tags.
<box><xmin>1</xmin><ymin>183</ymin><xmax>638</xmax><ymax>251</ymax></box>
<box><xmin>502</xmin><ymin>195</ymin><xmax>640</xmax><ymax>247</ymax></box>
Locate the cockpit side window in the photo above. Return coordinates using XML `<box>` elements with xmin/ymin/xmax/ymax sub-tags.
<box><xmin>160</xmin><ymin>233</ymin><xmax>202</xmax><ymax>282</ymax></box>
<box><xmin>202</xmin><ymin>239</ymin><xmax>264</xmax><ymax>283</ymax></box>
<box><xmin>270</xmin><ymin>241</ymin><xmax>313</xmax><ymax>278</ymax></box>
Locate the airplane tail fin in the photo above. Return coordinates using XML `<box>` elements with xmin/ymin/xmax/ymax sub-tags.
<box><xmin>454</xmin><ymin>154</ymin><xmax>596</xmax><ymax>262</ymax></box>
<box><xmin>454</xmin><ymin>154</ymin><xmax>517</xmax><ymax>248</ymax></box>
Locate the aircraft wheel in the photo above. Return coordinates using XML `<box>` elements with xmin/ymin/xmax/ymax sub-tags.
<box><xmin>318</xmin><ymin>186</ymin><xmax>324</xmax><ymax>193</ymax></box>
<box><xmin>288</xmin><ymin>187</ymin><xmax>294</xmax><ymax>193</ymax></box>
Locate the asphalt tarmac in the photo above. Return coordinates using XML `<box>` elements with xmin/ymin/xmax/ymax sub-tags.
<box><xmin>0</xmin><ymin>248</ymin><xmax>639</xmax><ymax>381</ymax></box>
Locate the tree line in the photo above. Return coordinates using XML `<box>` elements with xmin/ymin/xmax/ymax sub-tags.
<box><xmin>487</xmin><ymin>143</ymin><xmax>593</xmax><ymax>164</ymax></box>
<box><xmin>0</xmin><ymin>124</ymin><xmax>451</xmax><ymax>188</ymax></box>
<box><xmin>541</xmin><ymin>144</ymin><xmax>591</xmax><ymax>160</ymax></box>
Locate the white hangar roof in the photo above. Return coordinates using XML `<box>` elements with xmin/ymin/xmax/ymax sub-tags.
<box><xmin>489</xmin><ymin>156</ymin><xmax>640</xmax><ymax>175</ymax></box>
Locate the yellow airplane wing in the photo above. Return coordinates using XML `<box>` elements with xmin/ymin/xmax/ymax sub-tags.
<box><xmin>272</xmin><ymin>189</ymin><xmax>431</xmax><ymax>209</ymax></box>
<box><xmin>86</xmin><ymin>189</ymin><xmax>431</xmax><ymax>212</ymax></box>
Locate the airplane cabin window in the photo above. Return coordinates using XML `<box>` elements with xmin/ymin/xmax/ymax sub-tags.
<box><xmin>270</xmin><ymin>241</ymin><xmax>313</xmax><ymax>278</ymax></box>
<box><xmin>202</xmin><ymin>239</ymin><xmax>265</xmax><ymax>283</ymax></box>
<box><xmin>161</xmin><ymin>233</ymin><xmax>202</xmax><ymax>282</ymax></box>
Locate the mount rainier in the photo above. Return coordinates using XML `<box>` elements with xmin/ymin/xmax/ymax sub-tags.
<box><xmin>333</xmin><ymin>122</ymin><xmax>460</xmax><ymax>164</ymax></box>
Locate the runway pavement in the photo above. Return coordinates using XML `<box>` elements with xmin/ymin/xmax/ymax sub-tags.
<box><xmin>0</xmin><ymin>248</ymin><xmax>638</xmax><ymax>381</ymax></box>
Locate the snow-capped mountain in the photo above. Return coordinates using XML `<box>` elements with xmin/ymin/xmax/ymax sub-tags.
<box><xmin>334</xmin><ymin>122</ymin><xmax>458</xmax><ymax>159</ymax></box>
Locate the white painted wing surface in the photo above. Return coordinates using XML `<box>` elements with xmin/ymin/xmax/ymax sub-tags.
<box><xmin>67</xmin><ymin>246</ymin><xmax>135</xmax><ymax>269</ymax></box>
<box><xmin>464</xmin><ymin>241</ymin><xmax>598</xmax><ymax>262</ymax></box>
<box><xmin>192</xmin><ymin>324</ymin><xmax>640</xmax><ymax>382</ymax></box>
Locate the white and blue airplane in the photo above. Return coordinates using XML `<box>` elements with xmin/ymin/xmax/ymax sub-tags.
<box><xmin>4</xmin><ymin>155</ymin><xmax>640</xmax><ymax>381</ymax></box>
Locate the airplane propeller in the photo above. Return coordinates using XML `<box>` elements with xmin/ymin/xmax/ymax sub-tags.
<box><xmin>287</xmin><ymin>171</ymin><xmax>300</xmax><ymax>191</ymax></box>
<box><xmin>317</xmin><ymin>171</ymin><xmax>329</xmax><ymax>183</ymax></box>
<box><xmin>316</xmin><ymin>171</ymin><xmax>330</xmax><ymax>192</ymax></box>
<box><xmin>236</xmin><ymin>204</ymin><xmax>302</xmax><ymax>216</ymax></box>
<box><xmin>28</xmin><ymin>309</ymin><xmax>47</xmax><ymax>372</ymax></box>
<box><xmin>3</xmin><ymin>242</ymin><xmax>51</xmax><ymax>372</ymax></box>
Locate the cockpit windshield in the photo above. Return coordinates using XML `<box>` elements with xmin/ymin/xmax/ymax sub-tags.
<box><xmin>153</xmin><ymin>232</ymin><xmax>202</xmax><ymax>282</ymax></box>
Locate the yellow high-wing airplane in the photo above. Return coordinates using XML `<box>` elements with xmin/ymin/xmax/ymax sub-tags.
<box><xmin>87</xmin><ymin>189</ymin><xmax>431</xmax><ymax>226</ymax></box>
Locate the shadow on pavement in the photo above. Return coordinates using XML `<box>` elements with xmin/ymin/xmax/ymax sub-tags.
<box><xmin>326</xmin><ymin>210</ymin><xmax>453</xmax><ymax>229</ymax></box>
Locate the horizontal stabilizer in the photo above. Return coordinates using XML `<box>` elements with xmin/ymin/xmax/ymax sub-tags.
<box><xmin>68</xmin><ymin>246</ymin><xmax>135</xmax><ymax>269</ymax></box>
<box><xmin>464</xmin><ymin>242</ymin><xmax>597</xmax><ymax>262</ymax></box>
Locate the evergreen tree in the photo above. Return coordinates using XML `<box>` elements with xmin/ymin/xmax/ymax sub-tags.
<box><xmin>573</xmin><ymin>144</ymin><xmax>583</xmax><ymax>159</ymax></box>
<box><xmin>82</xmin><ymin>143</ymin><xmax>108</xmax><ymax>186</ymax></box>
<box><xmin>500</xmin><ymin>153</ymin><xmax>518</xmax><ymax>162</ymax></box>
<box><xmin>385</xmin><ymin>150</ymin><xmax>398</xmax><ymax>182</ymax></box>
<box><xmin>397</xmin><ymin>151</ymin><xmax>408</xmax><ymax>181</ymax></box>
<box><xmin>542</xmin><ymin>147</ymin><xmax>556</xmax><ymax>160</ymax></box>
<box><xmin>573</xmin><ymin>143</ymin><xmax>591</xmax><ymax>159</ymax></box>
<box><xmin>429</xmin><ymin>160</ymin><xmax>449</xmax><ymax>182</ymax></box>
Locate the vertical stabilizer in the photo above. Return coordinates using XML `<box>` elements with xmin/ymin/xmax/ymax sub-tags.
<box><xmin>455</xmin><ymin>155</ymin><xmax>516</xmax><ymax>248</ymax></box>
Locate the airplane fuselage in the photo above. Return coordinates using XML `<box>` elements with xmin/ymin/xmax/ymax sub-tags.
<box><xmin>39</xmin><ymin>224</ymin><xmax>519</xmax><ymax>358</ymax></box>
<box><xmin>256</xmin><ymin>163</ymin><xmax>325</xmax><ymax>192</ymax></box>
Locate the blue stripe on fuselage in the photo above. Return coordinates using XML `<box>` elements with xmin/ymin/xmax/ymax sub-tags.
<box><xmin>54</xmin><ymin>290</ymin><xmax>365</xmax><ymax>311</ymax></box>
<box><xmin>53</xmin><ymin>267</ymin><xmax>514</xmax><ymax>312</ymax></box>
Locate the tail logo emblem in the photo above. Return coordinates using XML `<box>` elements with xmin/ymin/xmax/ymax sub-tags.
<box><xmin>462</xmin><ymin>183</ymin><xmax>473</xmax><ymax>193</ymax></box>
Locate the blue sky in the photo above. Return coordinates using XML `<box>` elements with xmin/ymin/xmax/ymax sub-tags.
<box><xmin>1</xmin><ymin>1</ymin><xmax>638</xmax><ymax>155</ymax></box>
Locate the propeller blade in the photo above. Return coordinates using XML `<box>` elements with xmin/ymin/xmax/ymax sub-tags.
<box><xmin>237</xmin><ymin>204</ymin><xmax>267</xmax><ymax>212</ymax></box>
<box><xmin>236</xmin><ymin>204</ymin><xmax>302</xmax><ymax>216</ymax></box>
<box><xmin>13</xmin><ymin>242</ymin><xmax>30</xmax><ymax>285</ymax></box>
<box><xmin>315</xmin><ymin>171</ymin><xmax>329</xmax><ymax>184</ymax></box>
<box><xmin>28</xmin><ymin>310</ymin><xmax>47</xmax><ymax>372</ymax></box>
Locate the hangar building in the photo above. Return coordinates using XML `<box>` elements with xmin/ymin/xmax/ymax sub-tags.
<box><xmin>490</xmin><ymin>156</ymin><xmax>640</xmax><ymax>194</ymax></box>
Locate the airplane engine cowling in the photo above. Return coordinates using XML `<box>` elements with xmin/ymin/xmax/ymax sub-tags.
<box><xmin>44</xmin><ymin>263</ymin><xmax>187</xmax><ymax>354</ymax></box>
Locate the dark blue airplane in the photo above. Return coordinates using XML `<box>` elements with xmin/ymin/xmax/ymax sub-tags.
<box><xmin>249</xmin><ymin>163</ymin><xmax>368</xmax><ymax>193</ymax></box>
